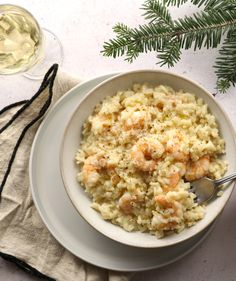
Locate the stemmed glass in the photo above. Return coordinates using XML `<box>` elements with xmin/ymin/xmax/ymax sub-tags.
<box><xmin>0</xmin><ymin>4</ymin><xmax>63</xmax><ymax>79</ymax></box>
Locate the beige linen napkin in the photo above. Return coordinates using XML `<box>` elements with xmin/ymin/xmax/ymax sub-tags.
<box><xmin>0</xmin><ymin>65</ymin><xmax>132</xmax><ymax>281</ymax></box>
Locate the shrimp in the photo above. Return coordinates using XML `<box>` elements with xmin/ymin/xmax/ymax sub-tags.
<box><xmin>131</xmin><ymin>139</ymin><xmax>164</xmax><ymax>172</ymax></box>
<box><xmin>81</xmin><ymin>155</ymin><xmax>106</xmax><ymax>188</ymax></box>
<box><xmin>168</xmin><ymin>172</ymin><xmax>180</xmax><ymax>189</ymax></box>
<box><xmin>90</xmin><ymin>114</ymin><xmax>112</xmax><ymax>134</ymax></box>
<box><xmin>124</xmin><ymin>111</ymin><xmax>149</xmax><ymax>130</ymax></box>
<box><xmin>82</xmin><ymin>165</ymin><xmax>100</xmax><ymax>188</ymax></box>
<box><xmin>118</xmin><ymin>192</ymin><xmax>137</xmax><ymax>215</ymax></box>
<box><xmin>165</xmin><ymin>133</ymin><xmax>189</xmax><ymax>162</ymax></box>
<box><xmin>175</xmin><ymin>162</ymin><xmax>187</xmax><ymax>177</ymax></box>
<box><xmin>162</xmin><ymin>171</ymin><xmax>180</xmax><ymax>192</ymax></box>
<box><xmin>155</xmin><ymin>195</ymin><xmax>176</xmax><ymax>210</ymax></box>
<box><xmin>82</xmin><ymin>154</ymin><xmax>120</xmax><ymax>188</ymax></box>
<box><xmin>162</xmin><ymin>163</ymin><xmax>187</xmax><ymax>192</ymax></box>
<box><xmin>154</xmin><ymin>195</ymin><xmax>183</xmax><ymax>230</ymax></box>
<box><xmin>185</xmin><ymin>155</ymin><xmax>210</xmax><ymax>181</ymax></box>
<box><xmin>109</xmin><ymin>170</ymin><xmax>120</xmax><ymax>185</ymax></box>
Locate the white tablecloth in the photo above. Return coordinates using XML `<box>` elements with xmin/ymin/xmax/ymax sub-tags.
<box><xmin>1</xmin><ymin>1</ymin><xmax>236</xmax><ymax>280</ymax></box>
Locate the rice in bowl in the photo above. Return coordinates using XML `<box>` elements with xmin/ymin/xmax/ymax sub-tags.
<box><xmin>75</xmin><ymin>84</ymin><xmax>227</xmax><ymax>238</ymax></box>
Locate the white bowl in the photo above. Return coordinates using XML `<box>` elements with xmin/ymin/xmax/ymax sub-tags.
<box><xmin>60</xmin><ymin>70</ymin><xmax>236</xmax><ymax>248</ymax></box>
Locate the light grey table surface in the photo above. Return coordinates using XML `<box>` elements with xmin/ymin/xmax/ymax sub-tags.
<box><xmin>1</xmin><ymin>1</ymin><xmax>236</xmax><ymax>280</ymax></box>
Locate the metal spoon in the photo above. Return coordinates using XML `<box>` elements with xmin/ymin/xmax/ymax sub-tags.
<box><xmin>189</xmin><ymin>173</ymin><xmax>236</xmax><ymax>204</ymax></box>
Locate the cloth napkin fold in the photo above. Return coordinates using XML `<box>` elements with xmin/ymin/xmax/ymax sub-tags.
<box><xmin>0</xmin><ymin>65</ymin><xmax>132</xmax><ymax>281</ymax></box>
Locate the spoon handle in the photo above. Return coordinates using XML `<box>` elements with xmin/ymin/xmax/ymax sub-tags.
<box><xmin>214</xmin><ymin>172</ymin><xmax>236</xmax><ymax>187</ymax></box>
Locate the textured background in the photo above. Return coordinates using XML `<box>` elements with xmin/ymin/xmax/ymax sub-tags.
<box><xmin>1</xmin><ymin>1</ymin><xmax>236</xmax><ymax>280</ymax></box>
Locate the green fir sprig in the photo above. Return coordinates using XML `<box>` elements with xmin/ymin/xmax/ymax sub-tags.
<box><xmin>102</xmin><ymin>0</ymin><xmax>236</xmax><ymax>93</ymax></box>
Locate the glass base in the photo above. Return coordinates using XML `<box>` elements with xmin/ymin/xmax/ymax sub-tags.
<box><xmin>24</xmin><ymin>28</ymin><xmax>63</xmax><ymax>80</ymax></box>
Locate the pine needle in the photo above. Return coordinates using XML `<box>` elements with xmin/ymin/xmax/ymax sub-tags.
<box><xmin>102</xmin><ymin>0</ymin><xmax>236</xmax><ymax>93</ymax></box>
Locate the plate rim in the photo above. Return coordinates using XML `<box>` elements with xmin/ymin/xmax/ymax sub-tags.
<box><xmin>60</xmin><ymin>69</ymin><xmax>236</xmax><ymax>248</ymax></box>
<box><xmin>29</xmin><ymin>73</ymin><xmax>218</xmax><ymax>271</ymax></box>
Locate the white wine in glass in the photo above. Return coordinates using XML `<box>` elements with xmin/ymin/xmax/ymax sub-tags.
<box><xmin>0</xmin><ymin>4</ymin><xmax>63</xmax><ymax>78</ymax></box>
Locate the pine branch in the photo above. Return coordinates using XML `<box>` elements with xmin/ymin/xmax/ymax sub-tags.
<box><xmin>157</xmin><ymin>40</ymin><xmax>182</xmax><ymax>66</ymax></box>
<box><xmin>102</xmin><ymin>0</ymin><xmax>236</xmax><ymax>92</ymax></box>
<box><xmin>163</xmin><ymin>0</ymin><xmax>211</xmax><ymax>7</ymax></box>
<box><xmin>113</xmin><ymin>23</ymin><xmax>133</xmax><ymax>39</ymax></box>
<box><xmin>158</xmin><ymin>0</ymin><xmax>236</xmax><ymax>10</ymax></box>
<box><xmin>215</xmin><ymin>29</ymin><xmax>236</xmax><ymax>92</ymax></box>
<box><xmin>204</xmin><ymin>0</ymin><xmax>236</xmax><ymax>11</ymax></box>
<box><xmin>102</xmin><ymin>9</ymin><xmax>236</xmax><ymax>60</ymax></box>
<box><xmin>142</xmin><ymin>0</ymin><xmax>174</xmax><ymax>26</ymax></box>
<box><xmin>102</xmin><ymin>23</ymin><xmax>172</xmax><ymax>62</ymax></box>
<box><xmin>175</xmin><ymin>10</ymin><xmax>236</xmax><ymax>50</ymax></box>
<box><xmin>164</xmin><ymin>0</ymin><xmax>220</xmax><ymax>7</ymax></box>
<box><xmin>163</xmin><ymin>0</ymin><xmax>188</xmax><ymax>6</ymax></box>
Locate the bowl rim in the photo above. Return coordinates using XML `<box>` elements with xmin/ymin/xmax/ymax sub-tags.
<box><xmin>60</xmin><ymin>69</ymin><xmax>236</xmax><ymax>248</ymax></box>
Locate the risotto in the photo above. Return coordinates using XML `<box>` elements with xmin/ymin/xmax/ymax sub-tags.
<box><xmin>75</xmin><ymin>84</ymin><xmax>227</xmax><ymax>238</ymax></box>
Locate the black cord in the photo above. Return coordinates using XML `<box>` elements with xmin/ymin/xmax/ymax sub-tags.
<box><xmin>0</xmin><ymin>64</ymin><xmax>59</xmax><ymax>280</ymax></box>
<box><xmin>0</xmin><ymin>100</ymin><xmax>28</xmax><ymax>116</ymax></box>
<box><xmin>0</xmin><ymin>252</ymin><xmax>56</xmax><ymax>281</ymax></box>
<box><xmin>0</xmin><ymin>64</ymin><xmax>59</xmax><ymax>198</ymax></box>
<box><xmin>0</xmin><ymin>64</ymin><xmax>58</xmax><ymax>134</ymax></box>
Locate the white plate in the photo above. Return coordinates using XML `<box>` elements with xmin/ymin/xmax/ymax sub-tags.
<box><xmin>60</xmin><ymin>70</ymin><xmax>236</xmax><ymax>248</ymax></box>
<box><xmin>30</xmin><ymin>73</ymin><xmax>215</xmax><ymax>271</ymax></box>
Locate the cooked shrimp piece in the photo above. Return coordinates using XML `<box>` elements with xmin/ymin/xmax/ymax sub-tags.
<box><xmin>109</xmin><ymin>170</ymin><xmax>120</xmax><ymax>185</ymax></box>
<box><xmin>169</xmin><ymin>172</ymin><xmax>180</xmax><ymax>189</ymax></box>
<box><xmin>166</xmin><ymin>144</ymin><xmax>186</xmax><ymax>161</ymax></box>
<box><xmin>124</xmin><ymin>111</ymin><xmax>149</xmax><ymax>130</ymax></box>
<box><xmin>131</xmin><ymin>139</ymin><xmax>164</xmax><ymax>172</ymax></box>
<box><xmin>166</xmin><ymin>134</ymin><xmax>189</xmax><ymax>162</ymax></box>
<box><xmin>154</xmin><ymin>195</ymin><xmax>183</xmax><ymax>230</ymax></box>
<box><xmin>82</xmin><ymin>154</ymin><xmax>120</xmax><ymax>188</ymax></box>
<box><xmin>162</xmin><ymin>172</ymin><xmax>180</xmax><ymax>192</ymax></box>
<box><xmin>163</xmin><ymin>162</ymin><xmax>187</xmax><ymax>192</ymax></box>
<box><xmin>82</xmin><ymin>164</ymin><xmax>100</xmax><ymax>188</ymax></box>
<box><xmin>155</xmin><ymin>195</ymin><xmax>182</xmax><ymax>216</ymax></box>
<box><xmin>81</xmin><ymin>155</ymin><xmax>105</xmax><ymax>188</ymax></box>
<box><xmin>175</xmin><ymin>162</ymin><xmax>187</xmax><ymax>177</ymax></box>
<box><xmin>155</xmin><ymin>195</ymin><xmax>170</xmax><ymax>208</ymax></box>
<box><xmin>90</xmin><ymin>114</ymin><xmax>112</xmax><ymax>133</ymax></box>
<box><xmin>118</xmin><ymin>192</ymin><xmax>137</xmax><ymax>215</ymax></box>
<box><xmin>185</xmin><ymin>155</ymin><xmax>210</xmax><ymax>181</ymax></box>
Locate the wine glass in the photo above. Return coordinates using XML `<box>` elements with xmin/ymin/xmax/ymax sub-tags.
<box><xmin>0</xmin><ymin>4</ymin><xmax>63</xmax><ymax>79</ymax></box>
